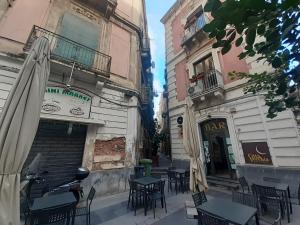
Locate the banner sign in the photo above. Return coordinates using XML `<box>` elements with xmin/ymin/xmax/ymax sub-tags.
<box><xmin>242</xmin><ymin>142</ymin><xmax>273</xmax><ymax>165</ymax></box>
<box><xmin>41</xmin><ymin>86</ymin><xmax>91</xmax><ymax>119</ymax></box>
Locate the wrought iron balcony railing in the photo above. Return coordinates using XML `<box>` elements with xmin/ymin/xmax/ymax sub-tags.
<box><xmin>24</xmin><ymin>26</ymin><xmax>111</xmax><ymax>77</ymax></box>
<box><xmin>188</xmin><ymin>69</ymin><xmax>224</xmax><ymax>98</ymax></box>
<box><xmin>182</xmin><ymin>14</ymin><xmax>207</xmax><ymax>46</ymax></box>
<box><xmin>141</xmin><ymin>86</ymin><xmax>151</xmax><ymax>104</ymax></box>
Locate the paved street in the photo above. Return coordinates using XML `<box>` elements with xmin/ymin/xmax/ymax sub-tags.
<box><xmin>74</xmin><ymin>187</ymin><xmax>300</xmax><ymax>225</ymax></box>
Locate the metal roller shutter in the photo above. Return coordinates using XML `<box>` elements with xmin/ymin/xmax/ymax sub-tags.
<box><xmin>22</xmin><ymin>120</ymin><xmax>87</xmax><ymax>198</ymax></box>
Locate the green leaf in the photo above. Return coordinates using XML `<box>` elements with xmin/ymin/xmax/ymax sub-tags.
<box><xmin>257</xmin><ymin>25</ymin><xmax>266</xmax><ymax>35</ymax></box>
<box><xmin>272</xmin><ymin>57</ymin><xmax>282</xmax><ymax>68</ymax></box>
<box><xmin>236</xmin><ymin>25</ymin><xmax>244</xmax><ymax>34</ymax></box>
<box><xmin>247</xmin><ymin>16</ymin><xmax>259</xmax><ymax>24</ymax></box>
<box><xmin>203</xmin><ymin>23</ymin><xmax>214</xmax><ymax>33</ymax></box>
<box><xmin>238</xmin><ymin>52</ymin><xmax>247</xmax><ymax>59</ymax></box>
<box><xmin>269</xmin><ymin>19</ymin><xmax>279</xmax><ymax>28</ymax></box>
<box><xmin>246</xmin><ymin>27</ymin><xmax>256</xmax><ymax>46</ymax></box>
<box><xmin>235</xmin><ymin>36</ymin><xmax>243</xmax><ymax>47</ymax></box>
<box><xmin>204</xmin><ymin>0</ymin><xmax>222</xmax><ymax>12</ymax></box>
<box><xmin>216</xmin><ymin>30</ymin><xmax>226</xmax><ymax>40</ymax></box>
<box><xmin>221</xmin><ymin>43</ymin><xmax>232</xmax><ymax>55</ymax></box>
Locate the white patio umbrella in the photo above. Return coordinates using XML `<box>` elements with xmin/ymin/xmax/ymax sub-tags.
<box><xmin>0</xmin><ymin>36</ymin><xmax>50</xmax><ymax>225</ymax></box>
<box><xmin>183</xmin><ymin>100</ymin><xmax>208</xmax><ymax>192</ymax></box>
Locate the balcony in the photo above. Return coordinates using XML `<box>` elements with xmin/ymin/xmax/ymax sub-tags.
<box><xmin>141</xmin><ymin>86</ymin><xmax>151</xmax><ymax>105</ymax></box>
<box><xmin>141</xmin><ymin>37</ymin><xmax>151</xmax><ymax>69</ymax></box>
<box><xmin>182</xmin><ymin>14</ymin><xmax>208</xmax><ymax>49</ymax></box>
<box><xmin>24</xmin><ymin>26</ymin><xmax>111</xmax><ymax>77</ymax></box>
<box><xmin>75</xmin><ymin>0</ymin><xmax>117</xmax><ymax>19</ymax></box>
<box><xmin>187</xmin><ymin>69</ymin><xmax>224</xmax><ymax>102</ymax></box>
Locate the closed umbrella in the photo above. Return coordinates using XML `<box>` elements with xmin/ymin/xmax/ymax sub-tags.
<box><xmin>0</xmin><ymin>37</ymin><xmax>50</xmax><ymax>225</ymax></box>
<box><xmin>183</xmin><ymin>100</ymin><xmax>208</xmax><ymax>192</ymax></box>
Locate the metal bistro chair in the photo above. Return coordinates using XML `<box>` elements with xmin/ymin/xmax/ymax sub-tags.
<box><xmin>28</xmin><ymin>203</ymin><xmax>75</xmax><ymax>225</ymax></box>
<box><xmin>167</xmin><ymin>170</ymin><xmax>178</xmax><ymax>193</ymax></box>
<box><xmin>238</xmin><ymin>176</ymin><xmax>250</xmax><ymax>193</ymax></box>
<box><xmin>192</xmin><ymin>191</ymin><xmax>207</xmax><ymax>207</ymax></box>
<box><xmin>252</xmin><ymin>184</ymin><xmax>285</xmax><ymax>219</ymax></box>
<box><xmin>197</xmin><ymin>209</ymin><xmax>229</xmax><ymax>225</ymax></box>
<box><xmin>75</xmin><ymin>186</ymin><xmax>96</xmax><ymax>225</ymax></box>
<box><xmin>128</xmin><ymin>179</ymin><xmax>144</xmax><ymax>215</ymax></box>
<box><xmin>232</xmin><ymin>191</ymin><xmax>258</xmax><ymax>209</ymax></box>
<box><xmin>134</xmin><ymin>166</ymin><xmax>145</xmax><ymax>178</ymax></box>
<box><xmin>184</xmin><ymin>170</ymin><xmax>190</xmax><ymax>192</ymax></box>
<box><xmin>291</xmin><ymin>183</ymin><xmax>300</xmax><ymax>205</ymax></box>
<box><xmin>148</xmin><ymin>179</ymin><xmax>167</xmax><ymax>218</ymax></box>
<box><xmin>259</xmin><ymin>197</ymin><xmax>282</xmax><ymax>225</ymax></box>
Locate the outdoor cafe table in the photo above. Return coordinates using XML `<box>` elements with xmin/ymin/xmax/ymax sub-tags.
<box><xmin>197</xmin><ymin>198</ymin><xmax>259</xmax><ymax>225</ymax></box>
<box><xmin>134</xmin><ymin>176</ymin><xmax>161</xmax><ymax>216</ymax></box>
<box><xmin>171</xmin><ymin>169</ymin><xmax>186</xmax><ymax>193</ymax></box>
<box><xmin>29</xmin><ymin>192</ymin><xmax>77</xmax><ymax>224</ymax></box>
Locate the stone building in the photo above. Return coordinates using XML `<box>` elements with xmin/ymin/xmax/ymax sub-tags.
<box><xmin>0</xmin><ymin>0</ymin><xmax>154</xmax><ymax>196</ymax></box>
<box><xmin>161</xmin><ymin>0</ymin><xmax>300</xmax><ymax>195</ymax></box>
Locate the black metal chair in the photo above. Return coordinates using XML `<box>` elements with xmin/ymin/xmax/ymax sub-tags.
<box><xmin>259</xmin><ymin>197</ymin><xmax>282</xmax><ymax>225</ymax></box>
<box><xmin>28</xmin><ymin>203</ymin><xmax>75</xmax><ymax>225</ymax></box>
<box><xmin>128</xmin><ymin>179</ymin><xmax>144</xmax><ymax>215</ymax></box>
<box><xmin>75</xmin><ymin>186</ymin><xmax>96</xmax><ymax>225</ymax></box>
<box><xmin>197</xmin><ymin>209</ymin><xmax>229</xmax><ymax>225</ymax></box>
<box><xmin>192</xmin><ymin>191</ymin><xmax>207</xmax><ymax>207</ymax></box>
<box><xmin>134</xmin><ymin>166</ymin><xmax>145</xmax><ymax>178</ymax></box>
<box><xmin>167</xmin><ymin>170</ymin><xmax>178</xmax><ymax>193</ymax></box>
<box><xmin>238</xmin><ymin>176</ymin><xmax>250</xmax><ymax>193</ymax></box>
<box><xmin>290</xmin><ymin>183</ymin><xmax>300</xmax><ymax>205</ymax></box>
<box><xmin>232</xmin><ymin>191</ymin><xmax>258</xmax><ymax>208</ymax></box>
<box><xmin>148</xmin><ymin>180</ymin><xmax>167</xmax><ymax>218</ymax></box>
<box><xmin>184</xmin><ymin>170</ymin><xmax>190</xmax><ymax>192</ymax></box>
<box><xmin>252</xmin><ymin>184</ymin><xmax>285</xmax><ymax>219</ymax></box>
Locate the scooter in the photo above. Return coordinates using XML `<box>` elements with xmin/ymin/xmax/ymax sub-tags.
<box><xmin>44</xmin><ymin>167</ymin><xmax>90</xmax><ymax>202</ymax></box>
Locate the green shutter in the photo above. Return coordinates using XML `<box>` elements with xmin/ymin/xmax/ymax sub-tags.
<box><xmin>53</xmin><ymin>12</ymin><xmax>99</xmax><ymax>67</ymax></box>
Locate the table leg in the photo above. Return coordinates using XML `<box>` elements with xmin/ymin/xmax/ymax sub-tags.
<box><xmin>284</xmin><ymin>190</ymin><xmax>290</xmax><ymax>223</ymax></box>
<box><xmin>288</xmin><ymin>186</ymin><xmax>293</xmax><ymax>214</ymax></box>
<box><xmin>144</xmin><ymin>185</ymin><xmax>147</xmax><ymax>216</ymax></box>
<box><xmin>255</xmin><ymin>213</ymin><xmax>260</xmax><ymax>225</ymax></box>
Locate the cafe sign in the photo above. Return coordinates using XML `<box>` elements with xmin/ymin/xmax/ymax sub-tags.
<box><xmin>42</xmin><ymin>87</ymin><xmax>91</xmax><ymax>119</ymax></box>
<box><xmin>242</xmin><ymin>142</ymin><xmax>273</xmax><ymax>165</ymax></box>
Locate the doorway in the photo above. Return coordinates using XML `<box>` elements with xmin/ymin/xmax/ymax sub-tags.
<box><xmin>200</xmin><ymin>119</ymin><xmax>235</xmax><ymax>178</ymax></box>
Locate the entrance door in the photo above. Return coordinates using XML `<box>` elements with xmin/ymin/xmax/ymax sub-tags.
<box><xmin>200</xmin><ymin>119</ymin><xmax>235</xmax><ymax>178</ymax></box>
<box><xmin>22</xmin><ymin>120</ymin><xmax>87</xmax><ymax>198</ymax></box>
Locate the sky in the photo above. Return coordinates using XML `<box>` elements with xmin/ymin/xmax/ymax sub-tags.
<box><xmin>145</xmin><ymin>0</ymin><xmax>176</xmax><ymax>117</ymax></box>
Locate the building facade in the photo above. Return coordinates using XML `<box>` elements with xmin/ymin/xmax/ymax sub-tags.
<box><xmin>161</xmin><ymin>0</ymin><xmax>300</xmax><ymax>195</ymax></box>
<box><xmin>0</xmin><ymin>0</ymin><xmax>154</xmax><ymax>196</ymax></box>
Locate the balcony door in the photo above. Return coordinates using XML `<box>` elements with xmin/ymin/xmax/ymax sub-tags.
<box><xmin>193</xmin><ymin>55</ymin><xmax>217</xmax><ymax>91</ymax></box>
<box><xmin>53</xmin><ymin>12</ymin><xmax>99</xmax><ymax>68</ymax></box>
<box><xmin>193</xmin><ymin>54</ymin><xmax>214</xmax><ymax>76</ymax></box>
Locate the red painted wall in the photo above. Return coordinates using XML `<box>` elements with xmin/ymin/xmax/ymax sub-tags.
<box><xmin>0</xmin><ymin>0</ymin><xmax>50</xmax><ymax>43</ymax></box>
<box><xmin>175</xmin><ymin>59</ymin><xmax>189</xmax><ymax>101</ymax></box>
<box><xmin>218</xmin><ymin>45</ymin><xmax>250</xmax><ymax>84</ymax></box>
<box><xmin>171</xmin><ymin>6</ymin><xmax>189</xmax><ymax>54</ymax></box>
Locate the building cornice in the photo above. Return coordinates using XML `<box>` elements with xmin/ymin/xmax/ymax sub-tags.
<box><xmin>160</xmin><ymin>0</ymin><xmax>185</xmax><ymax>24</ymax></box>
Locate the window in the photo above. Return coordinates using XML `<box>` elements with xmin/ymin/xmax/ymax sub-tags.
<box><xmin>193</xmin><ymin>55</ymin><xmax>214</xmax><ymax>76</ymax></box>
<box><xmin>53</xmin><ymin>12</ymin><xmax>99</xmax><ymax>67</ymax></box>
